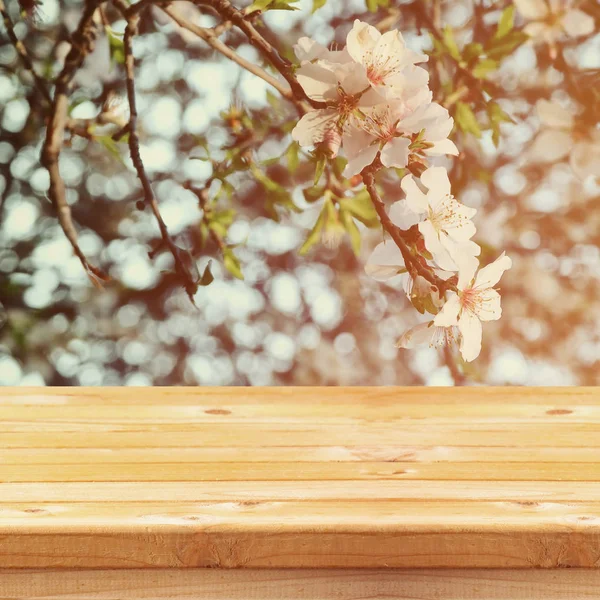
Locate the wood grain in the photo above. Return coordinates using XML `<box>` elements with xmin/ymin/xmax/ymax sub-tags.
<box><xmin>2</xmin><ymin>569</ymin><xmax>600</xmax><ymax>600</ymax></box>
<box><xmin>1</xmin><ymin>387</ymin><xmax>600</xmax><ymax>570</ymax></box>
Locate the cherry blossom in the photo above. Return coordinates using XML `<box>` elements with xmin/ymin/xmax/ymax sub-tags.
<box><xmin>342</xmin><ymin>101</ymin><xmax>458</xmax><ymax>177</ymax></box>
<box><xmin>433</xmin><ymin>253</ymin><xmax>512</xmax><ymax>362</ymax></box>
<box><xmin>514</xmin><ymin>0</ymin><xmax>594</xmax><ymax>56</ymax></box>
<box><xmin>528</xmin><ymin>99</ymin><xmax>600</xmax><ymax>181</ymax></box>
<box><xmin>291</xmin><ymin>59</ymin><xmax>376</xmax><ymax>156</ymax></box>
<box><xmin>345</xmin><ymin>19</ymin><xmax>429</xmax><ymax>98</ymax></box>
<box><xmin>294</xmin><ymin>38</ymin><xmax>351</xmax><ymax>65</ymax></box>
<box><xmin>396</xmin><ymin>321</ymin><xmax>458</xmax><ymax>350</ymax></box>
<box><xmin>398</xmin><ymin>167</ymin><xmax>479</xmax><ymax>272</ymax></box>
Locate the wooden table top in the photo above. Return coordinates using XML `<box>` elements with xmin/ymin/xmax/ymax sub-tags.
<box><xmin>1</xmin><ymin>387</ymin><xmax>600</xmax><ymax>569</ymax></box>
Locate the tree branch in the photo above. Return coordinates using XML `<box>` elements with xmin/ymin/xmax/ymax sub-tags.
<box><xmin>0</xmin><ymin>0</ymin><xmax>52</xmax><ymax>105</ymax></box>
<box><xmin>161</xmin><ymin>4</ymin><xmax>295</xmax><ymax>103</ymax></box>
<box><xmin>40</xmin><ymin>0</ymin><xmax>109</xmax><ymax>287</ymax></box>
<box><xmin>207</xmin><ymin>0</ymin><xmax>320</xmax><ymax>109</ymax></box>
<box><xmin>361</xmin><ymin>164</ymin><xmax>453</xmax><ymax>295</ymax></box>
<box><xmin>115</xmin><ymin>0</ymin><xmax>199</xmax><ymax>301</ymax></box>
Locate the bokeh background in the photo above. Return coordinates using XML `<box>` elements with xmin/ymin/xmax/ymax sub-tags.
<box><xmin>1</xmin><ymin>0</ymin><xmax>599</xmax><ymax>386</ymax></box>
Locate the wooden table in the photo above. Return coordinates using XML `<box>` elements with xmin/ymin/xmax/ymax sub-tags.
<box><xmin>1</xmin><ymin>387</ymin><xmax>599</xmax><ymax>599</ymax></box>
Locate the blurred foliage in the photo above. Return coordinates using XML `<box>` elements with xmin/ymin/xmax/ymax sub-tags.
<box><xmin>0</xmin><ymin>0</ymin><xmax>599</xmax><ymax>385</ymax></box>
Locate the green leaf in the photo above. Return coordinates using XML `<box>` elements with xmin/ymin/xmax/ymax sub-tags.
<box><xmin>495</xmin><ymin>5</ymin><xmax>515</xmax><ymax>39</ymax></box>
<box><xmin>96</xmin><ymin>135</ymin><xmax>125</xmax><ymax>164</ymax></box>
<box><xmin>486</xmin><ymin>30</ymin><xmax>528</xmax><ymax>60</ymax></box>
<box><xmin>488</xmin><ymin>100</ymin><xmax>515</xmax><ymax>124</ymax></box>
<box><xmin>313</xmin><ymin>154</ymin><xmax>327</xmax><ymax>186</ymax></box>
<box><xmin>455</xmin><ymin>102</ymin><xmax>482</xmax><ymax>138</ymax></box>
<box><xmin>198</xmin><ymin>262</ymin><xmax>214</xmax><ymax>287</ymax></box>
<box><xmin>302</xmin><ymin>185</ymin><xmax>325</xmax><ymax>204</ymax></box>
<box><xmin>462</xmin><ymin>42</ymin><xmax>483</xmax><ymax>63</ymax></box>
<box><xmin>312</xmin><ymin>0</ymin><xmax>326</xmax><ymax>11</ymax></box>
<box><xmin>299</xmin><ymin>205</ymin><xmax>327</xmax><ymax>255</ymax></box>
<box><xmin>340</xmin><ymin>190</ymin><xmax>378</xmax><ymax>227</ymax></box>
<box><xmin>107</xmin><ymin>29</ymin><xmax>125</xmax><ymax>68</ymax></box>
<box><xmin>247</xmin><ymin>0</ymin><xmax>299</xmax><ymax>11</ymax></box>
<box><xmin>286</xmin><ymin>141</ymin><xmax>300</xmax><ymax>174</ymax></box>
<box><xmin>223</xmin><ymin>248</ymin><xmax>244</xmax><ymax>280</ymax></box>
<box><xmin>340</xmin><ymin>209</ymin><xmax>361</xmax><ymax>256</ymax></box>
<box><xmin>442</xmin><ymin>26</ymin><xmax>461</xmax><ymax>61</ymax></box>
<box><xmin>487</xmin><ymin>101</ymin><xmax>514</xmax><ymax>147</ymax></box>
<box><xmin>472</xmin><ymin>58</ymin><xmax>498</xmax><ymax>79</ymax></box>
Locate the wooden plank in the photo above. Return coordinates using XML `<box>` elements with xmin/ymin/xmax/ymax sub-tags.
<box><xmin>2</xmin><ymin>387</ymin><xmax>600</xmax><ymax>570</ymax></box>
<box><xmin>3</xmin><ymin>445</ymin><xmax>600</xmax><ymax>464</ymax></box>
<box><xmin>1</xmin><ymin>403</ymin><xmax>597</xmax><ymax>421</ymax></box>
<box><xmin>2</xmin><ymin>568</ymin><xmax>600</xmax><ymax>600</ymax></box>
<box><xmin>3</xmin><ymin>423</ymin><xmax>600</xmax><ymax>447</ymax></box>
<box><xmin>2</xmin><ymin>500</ymin><xmax>600</xmax><ymax>529</ymax></box>
<box><xmin>0</xmin><ymin>386</ymin><xmax>598</xmax><ymax>406</ymax></box>
<box><xmin>3</xmin><ymin>480</ymin><xmax>600</xmax><ymax>503</ymax></box>
<box><xmin>2</xmin><ymin>527</ymin><xmax>600</xmax><ymax>568</ymax></box>
<box><xmin>2</xmin><ymin>461</ymin><xmax>600</xmax><ymax>482</ymax></box>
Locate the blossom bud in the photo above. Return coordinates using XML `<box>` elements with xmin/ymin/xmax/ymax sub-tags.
<box><xmin>316</xmin><ymin>127</ymin><xmax>342</xmax><ymax>158</ymax></box>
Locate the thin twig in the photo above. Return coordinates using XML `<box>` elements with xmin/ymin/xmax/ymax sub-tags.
<box><xmin>0</xmin><ymin>0</ymin><xmax>52</xmax><ymax>105</ymax></box>
<box><xmin>116</xmin><ymin>0</ymin><xmax>199</xmax><ymax>300</ymax></box>
<box><xmin>161</xmin><ymin>5</ymin><xmax>294</xmax><ymax>103</ymax></box>
<box><xmin>40</xmin><ymin>0</ymin><xmax>109</xmax><ymax>286</ymax></box>
<box><xmin>207</xmin><ymin>0</ymin><xmax>322</xmax><ymax>109</ymax></box>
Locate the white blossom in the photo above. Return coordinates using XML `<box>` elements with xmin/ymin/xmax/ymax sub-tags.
<box><xmin>398</xmin><ymin>166</ymin><xmax>479</xmax><ymax>272</ymax></box>
<box><xmin>528</xmin><ymin>99</ymin><xmax>600</xmax><ymax>181</ymax></box>
<box><xmin>434</xmin><ymin>252</ymin><xmax>512</xmax><ymax>362</ymax></box>
<box><xmin>345</xmin><ymin>19</ymin><xmax>429</xmax><ymax>98</ymax></box>
<box><xmin>291</xmin><ymin>59</ymin><xmax>378</xmax><ymax>156</ymax></box>
<box><xmin>515</xmin><ymin>0</ymin><xmax>594</xmax><ymax>54</ymax></box>
<box><xmin>397</xmin><ymin>321</ymin><xmax>458</xmax><ymax>350</ymax></box>
<box><xmin>342</xmin><ymin>102</ymin><xmax>458</xmax><ymax>177</ymax></box>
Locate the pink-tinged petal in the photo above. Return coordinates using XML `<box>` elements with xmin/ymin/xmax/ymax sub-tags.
<box><xmin>536</xmin><ymin>99</ymin><xmax>574</xmax><ymax>129</ymax></box>
<box><xmin>365</xmin><ymin>240</ymin><xmax>406</xmax><ymax>281</ymax></box>
<box><xmin>400</xmin><ymin>174</ymin><xmax>428</xmax><ymax>215</ymax></box>
<box><xmin>474</xmin><ymin>252</ymin><xmax>512</xmax><ymax>289</ymax></box>
<box><xmin>342</xmin><ymin>143</ymin><xmax>379</xmax><ymax>177</ymax></box>
<box><xmin>292</xmin><ymin>109</ymin><xmax>338</xmax><ymax>148</ymax></box>
<box><xmin>514</xmin><ymin>0</ymin><xmax>549</xmax><ymax>19</ymax></box>
<box><xmin>296</xmin><ymin>62</ymin><xmax>339</xmax><ymax>102</ymax></box>
<box><xmin>425</xmin><ymin>138</ymin><xmax>459</xmax><ymax>156</ymax></box>
<box><xmin>528</xmin><ymin>129</ymin><xmax>573</xmax><ymax>163</ymax></box>
<box><xmin>386</xmin><ymin>66</ymin><xmax>432</xmax><ymax>106</ymax></box>
<box><xmin>433</xmin><ymin>292</ymin><xmax>461</xmax><ymax>327</ymax></box>
<box><xmin>419</xmin><ymin>220</ymin><xmax>457</xmax><ymax>272</ymax></box>
<box><xmin>457</xmin><ymin>254</ymin><xmax>479</xmax><ymax>290</ymax></box>
<box><xmin>397</xmin><ymin>322</ymin><xmax>439</xmax><ymax>349</ymax></box>
<box><xmin>372</xmin><ymin>30</ymin><xmax>428</xmax><ymax>73</ymax></box>
<box><xmin>294</xmin><ymin>38</ymin><xmax>330</xmax><ymax>63</ymax></box>
<box><xmin>358</xmin><ymin>87</ymin><xmax>388</xmax><ymax>108</ymax></box>
<box><xmin>337</xmin><ymin>61</ymin><xmax>370</xmax><ymax>95</ymax></box>
<box><xmin>380</xmin><ymin>136</ymin><xmax>410</xmax><ymax>169</ymax></box>
<box><xmin>458</xmin><ymin>310</ymin><xmax>482</xmax><ymax>362</ymax></box>
<box><xmin>400</xmin><ymin>102</ymin><xmax>453</xmax><ymax>140</ymax></box>
<box><xmin>475</xmin><ymin>288</ymin><xmax>503</xmax><ymax>322</ymax></box>
<box><xmin>562</xmin><ymin>9</ymin><xmax>595</xmax><ymax>37</ymax></box>
<box><xmin>346</xmin><ymin>20</ymin><xmax>380</xmax><ymax>64</ymax></box>
<box><xmin>389</xmin><ymin>199</ymin><xmax>421</xmax><ymax>230</ymax></box>
<box><xmin>524</xmin><ymin>21</ymin><xmax>557</xmax><ymax>43</ymax></box>
<box><xmin>421</xmin><ymin>166</ymin><xmax>452</xmax><ymax>202</ymax></box>
<box><xmin>343</xmin><ymin>125</ymin><xmax>377</xmax><ymax>159</ymax></box>
<box><xmin>570</xmin><ymin>139</ymin><xmax>600</xmax><ymax>181</ymax></box>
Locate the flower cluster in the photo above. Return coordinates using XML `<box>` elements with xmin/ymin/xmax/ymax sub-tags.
<box><xmin>292</xmin><ymin>21</ymin><xmax>512</xmax><ymax>363</ymax></box>
<box><xmin>292</xmin><ymin>20</ymin><xmax>457</xmax><ymax>174</ymax></box>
